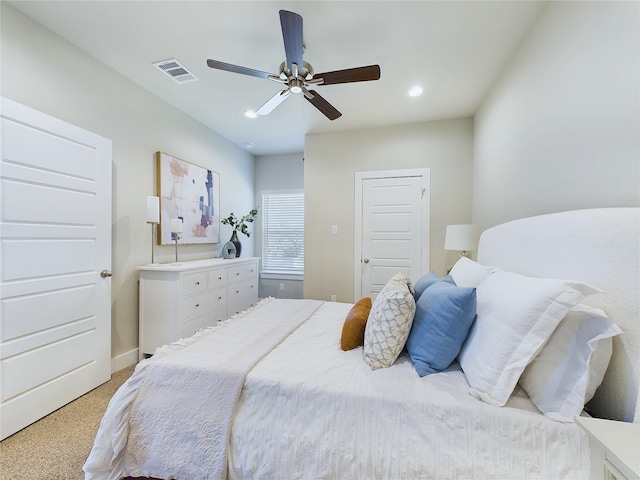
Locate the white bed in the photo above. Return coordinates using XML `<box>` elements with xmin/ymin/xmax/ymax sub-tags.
<box><xmin>84</xmin><ymin>207</ymin><xmax>639</xmax><ymax>480</ymax></box>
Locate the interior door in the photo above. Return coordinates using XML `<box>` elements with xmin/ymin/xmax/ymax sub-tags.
<box><xmin>0</xmin><ymin>97</ymin><xmax>112</xmax><ymax>439</ymax></box>
<box><xmin>355</xmin><ymin>169</ymin><xmax>429</xmax><ymax>300</ymax></box>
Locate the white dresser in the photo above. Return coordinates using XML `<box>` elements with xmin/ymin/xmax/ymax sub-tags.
<box><xmin>137</xmin><ymin>257</ymin><xmax>259</xmax><ymax>359</ymax></box>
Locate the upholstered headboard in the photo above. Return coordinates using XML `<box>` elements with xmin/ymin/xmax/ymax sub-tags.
<box><xmin>477</xmin><ymin>208</ymin><xmax>639</xmax><ymax>422</ymax></box>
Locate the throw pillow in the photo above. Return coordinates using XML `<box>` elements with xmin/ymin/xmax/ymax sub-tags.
<box><xmin>449</xmin><ymin>256</ymin><xmax>498</xmax><ymax>288</ymax></box>
<box><xmin>406</xmin><ymin>281</ymin><xmax>477</xmax><ymax>377</ymax></box>
<box><xmin>340</xmin><ymin>297</ymin><xmax>373</xmax><ymax>351</ymax></box>
<box><xmin>458</xmin><ymin>270</ymin><xmax>603</xmax><ymax>406</ymax></box>
<box><xmin>363</xmin><ymin>273</ymin><xmax>416</xmax><ymax>370</ymax></box>
<box><xmin>413</xmin><ymin>271</ymin><xmax>454</xmax><ymax>301</ymax></box>
<box><xmin>519</xmin><ymin>304</ymin><xmax>622</xmax><ymax>422</ymax></box>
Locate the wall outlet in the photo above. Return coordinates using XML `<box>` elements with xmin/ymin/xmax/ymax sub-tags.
<box><xmin>331</xmin><ymin>225</ymin><xmax>338</xmax><ymax>235</ymax></box>
<box><xmin>330</xmin><ymin>294</ymin><xmax>337</xmax><ymax>302</ymax></box>
<box><xmin>279</xmin><ymin>283</ymin><xmax>285</xmax><ymax>291</ymax></box>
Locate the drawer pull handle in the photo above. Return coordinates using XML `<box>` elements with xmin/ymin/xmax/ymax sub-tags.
<box><xmin>195</xmin><ymin>303</ymin><xmax>200</xmax><ymax>307</ymax></box>
<box><xmin>236</xmin><ymin>290</ymin><xmax>240</xmax><ymax>294</ymax></box>
<box><xmin>195</xmin><ymin>281</ymin><xmax>200</xmax><ymax>285</ymax></box>
<box><xmin>218</xmin><ymin>296</ymin><xmax>222</xmax><ymax>300</ymax></box>
<box><xmin>218</xmin><ymin>276</ymin><xmax>223</xmax><ymax>280</ymax></box>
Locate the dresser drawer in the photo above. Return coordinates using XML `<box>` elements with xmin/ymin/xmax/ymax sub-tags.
<box><xmin>182</xmin><ymin>288</ymin><xmax>226</xmax><ymax>319</ymax></box>
<box><xmin>228</xmin><ymin>278</ymin><xmax>258</xmax><ymax>316</ymax></box>
<box><xmin>182</xmin><ymin>306</ymin><xmax>227</xmax><ymax>337</ymax></box>
<box><xmin>208</xmin><ymin>268</ymin><xmax>227</xmax><ymax>289</ymax></box>
<box><xmin>228</xmin><ymin>279</ymin><xmax>256</xmax><ymax>303</ymax></box>
<box><xmin>228</xmin><ymin>263</ymin><xmax>257</xmax><ymax>284</ymax></box>
<box><xmin>228</xmin><ymin>299</ymin><xmax>258</xmax><ymax>317</ymax></box>
<box><xmin>183</xmin><ymin>271</ymin><xmax>208</xmax><ymax>296</ymax></box>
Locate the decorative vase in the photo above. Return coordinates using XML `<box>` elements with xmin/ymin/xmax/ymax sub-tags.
<box><xmin>230</xmin><ymin>230</ymin><xmax>241</xmax><ymax>257</ymax></box>
<box><xmin>222</xmin><ymin>241</ymin><xmax>236</xmax><ymax>259</ymax></box>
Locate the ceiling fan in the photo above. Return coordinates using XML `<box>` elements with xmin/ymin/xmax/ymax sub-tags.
<box><xmin>206</xmin><ymin>10</ymin><xmax>381</xmax><ymax>121</ymax></box>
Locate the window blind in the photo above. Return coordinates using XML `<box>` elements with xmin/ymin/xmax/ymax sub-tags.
<box><xmin>261</xmin><ymin>190</ymin><xmax>304</xmax><ymax>274</ymax></box>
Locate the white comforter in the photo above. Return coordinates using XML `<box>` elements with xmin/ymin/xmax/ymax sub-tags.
<box><xmin>229</xmin><ymin>301</ymin><xmax>590</xmax><ymax>479</ymax></box>
<box><xmin>85</xmin><ymin>298</ymin><xmax>590</xmax><ymax>480</ymax></box>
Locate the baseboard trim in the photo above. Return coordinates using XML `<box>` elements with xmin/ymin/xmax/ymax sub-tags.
<box><xmin>111</xmin><ymin>348</ymin><xmax>139</xmax><ymax>374</ymax></box>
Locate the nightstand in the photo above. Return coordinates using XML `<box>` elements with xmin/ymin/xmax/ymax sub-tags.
<box><xmin>575</xmin><ymin>416</ymin><xmax>639</xmax><ymax>480</ymax></box>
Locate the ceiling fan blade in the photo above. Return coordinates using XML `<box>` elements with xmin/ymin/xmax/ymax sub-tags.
<box><xmin>279</xmin><ymin>10</ymin><xmax>303</xmax><ymax>73</ymax></box>
<box><xmin>304</xmin><ymin>89</ymin><xmax>342</xmax><ymax>121</ymax></box>
<box><xmin>256</xmin><ymin>90</ymin><xmax>291</xmax><ymax>116</ymax></box>
<box><xmin>312</xmin><ymin>65</ymin><xmax>381</xmax><ymax>85</ymax></box>
<box><xmin>206</xmin><ymin>59</ymin><xmax>273</xmax><ymax>80</ymax></box>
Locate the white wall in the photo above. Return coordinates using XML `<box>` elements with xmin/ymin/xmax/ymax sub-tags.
<box><xmin>254</xmin><ymin>153</ymin><xmax>304</xmax><ymax>299</ymax></box>
<box><xmin>1</xmin><ymin>4</ymin><xmax>256</xmax><ymax>369</ymax></box>
<box><xmin>473</xmin><ymin>1</ymin><xmax>639</xmax><ymax>229</ymax></box>
<box><xmin>304</xmin><ymin>119</ymin><xmax>474</xmax><ymax>302</ymax></box>
<box><xmin>5</xmin><ymin>0</ymin><xmax>637</xmax><ymax>366</ymax></box>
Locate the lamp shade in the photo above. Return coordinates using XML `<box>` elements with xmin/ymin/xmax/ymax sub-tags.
<box><xmin>170</xmin><ymin>218</ymin><xmax>183</xmax><ymax>234</ymax></box>
<box><xmin>146</xmin><ymin>196</ymin><xmax>160</xmax><ymax>223</ymax></box>
<box><xmin>445</xmin><ymin>224</ymin><xmax>480</xmax><ymax>252</ymax></box>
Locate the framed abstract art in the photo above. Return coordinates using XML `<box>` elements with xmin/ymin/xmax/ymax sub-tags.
<box><xmin>157</xmin><ymin>151</ymin><xmax>220</xmax><ymax>245</ymax></box>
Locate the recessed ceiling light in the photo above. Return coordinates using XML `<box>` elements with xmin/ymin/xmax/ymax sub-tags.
<box><xmin>244</xmin><ymin>110</ymin><xmax>257</xmax><ymax>118</ymax></box>
<box><xmin>408</xmin><ymin>85</ymin><xmax>423</xmax><ymax>97</ymax></box>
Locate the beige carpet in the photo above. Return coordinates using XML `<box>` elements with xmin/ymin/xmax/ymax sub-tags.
<box><xmin>0</xmin><ymin>364</ymin><xmax>135</xmax><ymax>480</ymax></box>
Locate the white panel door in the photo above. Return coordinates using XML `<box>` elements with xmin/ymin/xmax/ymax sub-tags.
<box><xmin>0</xmin><ymin>97</ymin><xmax>112</xmax><ymax>439</ymax></box>
<box><xmin>355</xmin><ymin>169</ymin><xmax>429</xmax><ymax>300</ymax></box>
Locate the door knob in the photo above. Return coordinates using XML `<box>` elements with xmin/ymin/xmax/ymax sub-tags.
<box><xmin>363</xmin><ymin>258</ymin><xmax>370</xmax><ymax>263</ymax></box>
<box><xmin>100</xmin><ymin>270</ymin><xmax>113</xmax><ymax>278</ymax></box>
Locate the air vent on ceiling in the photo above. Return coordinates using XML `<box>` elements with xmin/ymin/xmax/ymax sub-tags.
<box><xmin>153</xmin><ymin>59</ymin><xmax>199</xmax><ymax>84</ymax></box>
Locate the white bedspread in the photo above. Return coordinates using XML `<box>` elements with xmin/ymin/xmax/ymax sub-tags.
<box><xmin>84</xmin><ymin>298</ymin><xmax>323</xmax><ymax>480</ymax></box>
<box><xmin>85</xmin><ymin>298</ymin><xmax>590</xmax><ymax>480</ymax></box>
<box><xmin>229</xmin><ymin>301</ymin><xmax>590</xmax><ymax>480</ymax></box>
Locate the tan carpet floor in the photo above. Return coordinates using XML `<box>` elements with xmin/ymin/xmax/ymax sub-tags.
<box><xmin>0</xmin><ymin>364</ymin><xmax>135</xmax><ymax>480</ymax></box>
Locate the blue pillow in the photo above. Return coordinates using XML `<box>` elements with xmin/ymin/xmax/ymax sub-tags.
<box><xmin>406</xmin><ymin>281</ymin><xmax>477</xmax><ymax>377</ymax></box>
<box><xmin>413</xmin><ymin>272</ymin><xmax>454</xmax><ymax>300</ymax></box>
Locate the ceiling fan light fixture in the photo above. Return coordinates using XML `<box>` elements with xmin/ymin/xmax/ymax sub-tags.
<box><xmin>244</xmin><ymin>110</ymin><xmax>258</xmax><ymax>118</ymax></box>
<box><xmin>290</xmin><ymin>78</ymin><xmax>304</xmax><ymax>94</ymax></box>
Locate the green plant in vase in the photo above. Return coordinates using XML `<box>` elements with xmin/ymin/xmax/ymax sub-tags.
<box><xmin>221</xmin><ymin>207</ymin><xmax>258</xmax><ymax>257</ymax></box>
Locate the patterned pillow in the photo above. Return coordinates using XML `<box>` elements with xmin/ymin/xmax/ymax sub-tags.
<box><xmin>363</xmin><ymin>273</ymin><xmax>416</xmax><ymax>369</ymax></box>
<box><xmin>340</xmin><ymin>297</ymin><xmax>372</xmax><ymax>350</ymax></box>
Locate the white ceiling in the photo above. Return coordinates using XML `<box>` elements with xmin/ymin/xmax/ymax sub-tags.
<box><xmin>9</xmin><ymin>1</ymin><xmax>547</xmax><ymax>156</ymax></box>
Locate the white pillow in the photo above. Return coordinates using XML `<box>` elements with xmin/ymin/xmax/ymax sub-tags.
<box><xmin>519</xmin><ymin>304</ymin><xmax>622</xmax><ymax>422</ymax></box>
<box><xmin>449</xmin><ymin>257</ymin><xmax>498</xmax><ymax>288</ymax></box>
<box><xmin>458</xmin><ymin>270</ymin><xmax>603</xmax><ymax>406</ymax></box>
<box><xmin>363</xmin><ymin>273</ymin><xmax>416</xmax><ymax>370</ymax></box>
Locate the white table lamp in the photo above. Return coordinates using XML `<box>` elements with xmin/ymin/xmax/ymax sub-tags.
<box><xmin>445</xmin><ymin>224</ymin><xmax>480</xmax><ymax>258</ymax></box>
<box><xmin>170</xmin><ymin>218</ymin><xmax>183</xmax><ymax>263</ymax></box>
<box><xmin>146</xmin><ymin>196</ymin><xmax>160</xmax><ymax>264</ymax></box>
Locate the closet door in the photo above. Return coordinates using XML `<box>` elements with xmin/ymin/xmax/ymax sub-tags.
<box><xmin>354</xmin><ymin>169</ymin><xmax>430</xmax><ymax>300</ymax></box>
<box><xmin>0</xmin><ymin>98</ymin><xmax>112</xmax><ymax>439</ymax></box>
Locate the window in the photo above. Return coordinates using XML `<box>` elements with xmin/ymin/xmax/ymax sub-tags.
<box><xmin>261</xmin><ymin>190</ymin><xmax>304</xmax><ymax>275</ymax></box>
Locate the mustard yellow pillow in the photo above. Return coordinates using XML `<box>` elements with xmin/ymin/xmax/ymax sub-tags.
<box><xmin>340</xmin><ymin>297</ymin><xmax>372</xmax><ymax>351</ymax></box>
